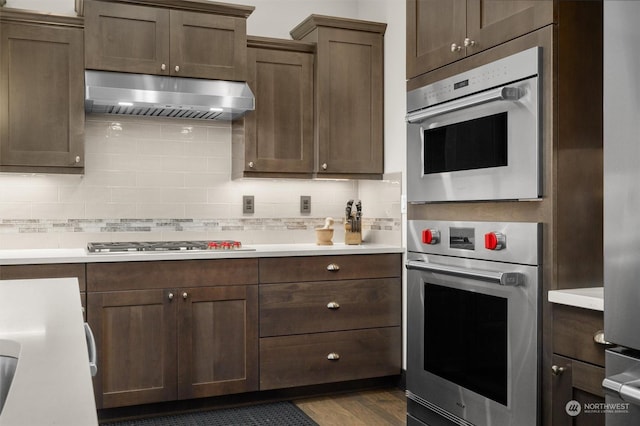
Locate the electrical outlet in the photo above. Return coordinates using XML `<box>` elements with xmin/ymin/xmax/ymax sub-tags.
<box><xmin>300</xmin><ymin>195</ymin><xmax>311</xmax><ymax>214</ymax></box>
<box><xmin>243</xmin><ymin>195</ymin><xmax>254</xmax><ymax>214</ymax></box>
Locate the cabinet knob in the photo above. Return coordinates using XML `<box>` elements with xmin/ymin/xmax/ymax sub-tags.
<box><xmin>451</xmin><ymin>43</ymin><xmax>462</xmax><ymax>52</ymax></box>
<box><xmin>327</xmin><ymin>352</ymin><xmax>340</xmax><ymax>361</ymax></box>
<box><xmin>594</xmin><ymin>330</ymin><xmax>613</xmax><ymax>346</ymax></box>
<box><xmin>248</xmin><ymin>161</ymin><xmax>255</xmax><ymax>168</ymax></box>
<box><xmin>464</xmin><ymin>38</ymin><xmax>476</xmax><ymax>48</ymax></box>
<box><xmin>75</xmin><ymin>155</ymin><xmax>81</xmax><ymax>163</ymax></box>
<box><xmin>321</xmin><ymin>163</ymin><xmax>328</xmax><ymax>170</ymax></box>
<box><xmin>551</xmin><ymin>365</ymin><xmax>565</xmax><ymax>376</ymax></box>
<box><xmin>182</xmin><ymin>292</ymin><xmax>188</xmax><ymax>299</ymax></box>
<box><xmin>161</xmin><ymin>63</ymin><xmax>166</xmax><ymax>71</ymax></box>
<box><xmin>326</xmin><ymin>263</ymin><xmax>340</xmax><ymax>272</ymax></box>
<box><xmin>168</xmin><ymin>292</ymin><xmax>174</xmax><ymax>301</ymax></box>
<box><xmin>175</xmin><ymin>65</ymin><xmax>180</xmax><ymax>72</ymax></box>
<box><xmin>327</xmin><ymin>301</ymin><xmax>340</xmax><ymax>310</ymax></box>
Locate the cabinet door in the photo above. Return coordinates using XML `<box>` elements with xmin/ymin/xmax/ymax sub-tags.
<box><xmin>466</xmin><ymin>0</ymin><xmax>554</xmax><ymax>55</ymax></box>
<box><xmin>551</xmin><ymin>354</ymin><xmax>605</xmax><ymax>426</ymax></box>
<box><xmin>170</xmin><ymin>10</ymin><xmax>247</xmax><ymax>80</ymax></box>
<box><xmin>406</xmin><ymin>0</ymin><xmax>467</xmax><ymax>78</ymax></box>
<box><xmin>0</xmin><ymin>21</ymin><xmax>84</xmax><ymax>171</ymax></box>
<box><xmin>243</xmin><ymin>46</ymin><xmax>314</xmax><ymax>176</ymax></box>
<box><xmin>84</xmin><ymin>0</ymin><xmax>170</xmax><ymax>75</ymax></box>
<box><xmin>315</xmin><ymin>28</ymin><xmax>384</xmax><ymax>177</ymax></box>
<box><xmin>87</xmin><ymin>290</ymin><xmax>177</xmax><ymax>409</ymax></box>
<box><xmin>177</xmin><ymin>285</ymin><xmax>258</xmax><ymax>399</ymax></box>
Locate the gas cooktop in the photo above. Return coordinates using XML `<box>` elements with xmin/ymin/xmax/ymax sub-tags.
<box><xmin>87</xmin><ymin>240</ymin><xmax>253</xmax><ymax>253</ymax></box>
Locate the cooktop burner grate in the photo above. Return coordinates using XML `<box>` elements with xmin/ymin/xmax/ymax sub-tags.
<box><xmin>87</xmin><ymin>240</ymin><xmax>252</xmax><ymax>253</ymax></box>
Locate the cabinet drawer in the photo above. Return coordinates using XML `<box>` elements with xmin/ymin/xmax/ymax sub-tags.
<box><xmin>259</xmin><ymin>327</ymin><xmax>401</xmax><ymax>390</ymax></box>
<box><xmin>260</xmin><ymin>278</ymin><xmax>401</xmax><ymax>337</ymax></box>
<box><xmin>259</xmin><ymin>254</ymin><xmax>401</xmax><ymax>283</ymax></box>
<box><xmin>553</xmin><ymin>304</ymin><xmax>606</xmax><ymax>367</ymax></box>
<box><xmin>87</xmin><ymin>259</ymin><xmax>258</xmax><ymax>291</ymax></box>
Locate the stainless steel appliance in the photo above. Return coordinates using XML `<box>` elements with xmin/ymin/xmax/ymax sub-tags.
<box><xmin>84</xmin><ymin>70</ymin><xmax>255</xmax><ymax>121</ymax></box>
<box><xmin>86</xmin><ymin>240</ymin><xmax>253</xmax><ymax>253</ymax></box>
<box><xmin>602</xmin><ymin>2</ymin><xmax>640</xmax><ymax>424</ymax></box>
<box><xmin>406</xmin><ymin>220</ymin><xmax>541</xmax><ymax>426</ymax></box>
<box><xmin>406</xmin><ymin>47</ymin><xmax>541</xmax><ymax>203</ymax></box>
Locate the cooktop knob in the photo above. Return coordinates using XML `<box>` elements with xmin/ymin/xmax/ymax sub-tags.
<box><xmin>485</xmin><ymin>232</ymin><xmax>506</xmax><ymax>250</ymax></box>
<box><xmin>422</xmin><ymin>229</ymin><xmax>440</xmax><ymax>245</ymax></box>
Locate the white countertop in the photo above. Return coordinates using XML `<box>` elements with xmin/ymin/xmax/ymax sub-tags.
<box><xmin>0</xmin><ymin>243</ymin><xmax>404</xmax><ymax>265</ymax></box>
<box><xmin>0</xmin><ymin>278</ymin><xmax>98</xmax><ymax>426</ymax></box>
<box><xmin>548</xmin><ymin>287</ymin><xmax>604</xmax><ymax>311</ymax></box>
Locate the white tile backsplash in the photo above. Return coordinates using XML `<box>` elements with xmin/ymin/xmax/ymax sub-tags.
<box><xmin>0</xmin><ymin>115</ymin><xmax>401</xmax><ymax>248</ymax></box>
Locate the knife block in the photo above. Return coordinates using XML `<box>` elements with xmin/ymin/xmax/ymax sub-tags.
<box><xmin>345</xmin><ymin>231</ymin><xmax>362</xmax><ymax>245</ymax></box>
<box><xmin>344</xmin><ymin>221</ymin><xmax>362</xmax><ymax>245</ymax></box>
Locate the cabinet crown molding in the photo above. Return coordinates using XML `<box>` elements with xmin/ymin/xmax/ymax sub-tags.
<box><xmin>247</xmin><ymin>35</ymin><xmax>315</xmax><ymax>53</ymax></box>
<box><xmin>75</xmin><ymin>0</ymin><xmax>254</xmax><ymax>18</ymax></box>
<box><xmin>0</xmin><ymin>7</ymin><xmax>84</xmax><ymax>27</ymax></box>
<box><xmin>290</xmin><ymin>14</ymin><xmax>387</xmax><ymax>40</ymax></box>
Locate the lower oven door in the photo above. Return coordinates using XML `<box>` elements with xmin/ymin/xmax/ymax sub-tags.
<box><xmin>406</xmin><ymin>253</ymin><xmax>540</xmax><ymax>426</ymax></box>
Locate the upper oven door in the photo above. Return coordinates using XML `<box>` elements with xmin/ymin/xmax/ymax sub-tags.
<box><xmin>407</xmin><ymin>75</ymin><xmax>539</xmax><ymax>203</ymax></box>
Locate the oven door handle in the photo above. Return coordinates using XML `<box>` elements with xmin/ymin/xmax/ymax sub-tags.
<box><xmin>406</xmin><ymin>85</ymin><xmax>522</xmax><ymax>124</ymax></box>
<box><xmin>406</xmin><ymin>260</ymin><xmax>524</xmax><ymax>286</ymax></box>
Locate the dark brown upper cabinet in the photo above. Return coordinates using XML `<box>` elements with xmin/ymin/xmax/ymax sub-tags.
<box><xmin>0</xmin><ymin>9</ymin><xmax>85</xmax><ymax>173</ymax></box>
<box><xmin>82</xmin><ymin>0</ymin><xmax>253</xmax><ymax>81</ymax></box>
<box><xmin>407</xmin><ymin>0</ymin><xmax>554</xmax><ymax>78</ymax></box>
<box><xmin>232</xmin><ymin>36</ymin><xmax>315</xmax><ymax>179</ymax></box>
<box><xmin>291</xmin><ymin>15</ymin><xmax>386</xmax><ymax>180</ymax></box>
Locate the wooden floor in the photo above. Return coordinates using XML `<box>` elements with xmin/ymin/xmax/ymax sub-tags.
<box><xmin>295</xmin><ymin>387</ymin><xmax>406</xmax><ymax>426</ymax></box>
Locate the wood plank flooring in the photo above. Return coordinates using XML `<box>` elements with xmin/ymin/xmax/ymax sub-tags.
<box><xmin>295</xmin><ymin>387</ymin><xmax>406</xmax><ymax>426</ymax></box>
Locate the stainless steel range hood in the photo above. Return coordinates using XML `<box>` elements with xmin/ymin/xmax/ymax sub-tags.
<box><xmin>84</xmin><ymin>70</ymin><xmax>255</xmax><ymax>121</ymax></box>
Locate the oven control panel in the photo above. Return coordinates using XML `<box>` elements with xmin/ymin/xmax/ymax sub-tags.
<box><xmin>408</xmin><ymin>220</ymin><xmax>541</xmax><ymax>265</ymax></box>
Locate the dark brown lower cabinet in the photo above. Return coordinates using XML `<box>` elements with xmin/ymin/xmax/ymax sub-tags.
<box><xmin>88</xmin><ymin>285</ymin><xmax>258</xmax><ymax>409</ymax></box>
<box><xmin>551</xmin><ymin>354</ymin><xmax>605</xmax><ymax>426</ymax></box>
<box><xmin>258</xmin><ymin>254</ymin><xmax>402</xmax><ymax>390</ymax></box>
<box><xmin>177</xmin><ymin>285</ymin><xmax>258</xmax><ymax>400</ymax></box>
<box><xmin>88</xmin><ymin>290</ymin><xmax>177</xmax><ymax>408</ymax></box>
<box><xmin>86</xmin><ymin>259</ymin><xmax>260</xmax><ymax>407</ymax></box>
<box><xmin>552</xmin><ymin>304</ymin><xmax>606</xmax><ymax>426</ymax></box>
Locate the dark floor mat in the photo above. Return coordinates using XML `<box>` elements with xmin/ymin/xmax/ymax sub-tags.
<box><xmin>102</xmin><ymin>401</ymin><xmax>319</xmax><ymax>426</ymax></box>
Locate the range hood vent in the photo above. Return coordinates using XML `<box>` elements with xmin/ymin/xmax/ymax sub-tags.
<box><xmin>84</xmin><ymin>70</ymin><xmax>255</xmax><ymax>121</ymax></box>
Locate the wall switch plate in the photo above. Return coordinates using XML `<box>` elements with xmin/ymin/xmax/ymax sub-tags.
<box><xmin>243</xmin><ymin>195</ymin><xmax>254</xmax><ymax>214</ymax></box>
<box><xmin>300</xmin><ymin>195</ymin><xmax>311</xmax><ymax>214</ymax></box>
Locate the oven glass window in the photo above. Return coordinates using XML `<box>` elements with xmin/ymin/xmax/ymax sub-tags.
<box><xmin>423</xmin><ymin>112</ymin><xmax>508</xmax><ymax>174</ymax></box>
<box><xmin>424</xmin><ymin>283</ymin><xmax>508</xmax><ymax>405</ymax></box>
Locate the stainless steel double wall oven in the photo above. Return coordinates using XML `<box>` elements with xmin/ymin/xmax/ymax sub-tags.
<box><xmin>405</xmin><ymin>47</ymin><xmax>543</xmax><ymax>426</ymax></box>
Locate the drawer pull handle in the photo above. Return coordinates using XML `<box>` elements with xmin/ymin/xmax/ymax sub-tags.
<box><xmin>327</xmin><ymin>301</ymin><xmax>340</xmax><ymax>310</ymax></box>
<box><xmin>327</xmin><ymin>352</ymin><xmax>340</xmax><ymax>361</ymax></box>
<box><xmin>551</xmin><ymin>365</ymin><xmax>565</xmax><ymax>376</ymax></box>
<box><xmin>327</xmin><ymin>263</ymin><xmax>340</xmax><ymax>272</ymax></box>
<box><xmin>594</xmin><ymin>330</ymin><xmax>612</xmax><ymax>346</ymax></box>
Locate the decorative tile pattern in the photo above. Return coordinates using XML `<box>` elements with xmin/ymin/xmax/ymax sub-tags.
<box><xmin>0</xmin><ymin>218</ymin><xmax>401</xmax><ymax>234</ymax></box>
